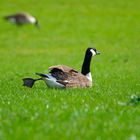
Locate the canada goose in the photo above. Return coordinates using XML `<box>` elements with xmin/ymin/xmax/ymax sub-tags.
<box><xmin>4</xmin><ymin>13</ymin><xmax>39</xmax><ymax>27</ymax></box>
<box><xmin>23</xmin><ymin>48</ymin><xmax>100</xmax><ymax>88</ymax></box>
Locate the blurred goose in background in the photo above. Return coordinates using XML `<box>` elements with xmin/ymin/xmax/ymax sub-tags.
<box><xmin>4</xmin><ymin>12</ymin><xmax>39</xmax><ymax>27</ymax></box>
<box><xmin>23</xmin><ymin>48</ymin><xmax>100</xmax><ymax>89</ymax></box>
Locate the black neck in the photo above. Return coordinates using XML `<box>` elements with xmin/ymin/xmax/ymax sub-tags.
<box><xmin>81</xmin><ymin>52</ymin><xmax>92</xmax><ymax>75</ymax></box>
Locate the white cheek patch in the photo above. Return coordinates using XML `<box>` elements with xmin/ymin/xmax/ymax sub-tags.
<box><xmin>28</xmin><ymin>16</ymin><xmax>36</xmax><ymax>23</ymax></box>
<box><xmin>90</xmin><ymin>49</ymin><xmax>96</xmax><ymax>56</ymax></box>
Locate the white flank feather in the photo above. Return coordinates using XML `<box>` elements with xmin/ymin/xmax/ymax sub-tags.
<box><xmin>42</xmin><ymin>74</ymin><xmax>65</xmax><ymax>88</ymax></box>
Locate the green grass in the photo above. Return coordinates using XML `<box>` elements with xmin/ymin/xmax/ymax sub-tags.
<box><xmin>0</xmin><ymin>0</ymin><xmax>140</xmax><ymax>139</ymax></box>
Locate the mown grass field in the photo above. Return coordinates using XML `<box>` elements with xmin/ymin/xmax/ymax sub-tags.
<box><xmin>0</xmin><ymin>0</ymin><xmax>140</xmax><ymax>139</ymax></box>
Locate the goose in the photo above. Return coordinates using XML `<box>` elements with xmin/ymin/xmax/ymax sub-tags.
<box><xmin>22</xmin><ymin>48</ymin><xmax>100</xmax><ymax>88</ymax></box>
<box><xmin>4</xmin><ymin>12</ymin><xmax>39</xmax><ymax>27</ymax></box>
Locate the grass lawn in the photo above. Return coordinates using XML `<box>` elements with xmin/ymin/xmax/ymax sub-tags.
<box><xmin>0</xmin><ymin>0</ymin><xmax>140</xmax><ymax>139</ymax></box>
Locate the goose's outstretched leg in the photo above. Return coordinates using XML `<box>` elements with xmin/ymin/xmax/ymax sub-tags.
<box><xmin>22</xmin><ymin>78</ymin><xmax>42</xmax><ymax>88</ymax></box>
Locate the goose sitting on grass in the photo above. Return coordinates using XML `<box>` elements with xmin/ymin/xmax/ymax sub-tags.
<box><xmin>4</xmin><ymin>12</ymin><xmax>39</xmax><ymax>27</ymax></box>
<box><xmin>23</xmin><ymin>48</ymin><xmax>100</xmax><ymax>89</ymax></box>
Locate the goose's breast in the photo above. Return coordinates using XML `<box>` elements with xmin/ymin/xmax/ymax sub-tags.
<box><xmin>66</xmin><ymin>73</ymin><xmax>92</xmax><ymax>88</ymax></box>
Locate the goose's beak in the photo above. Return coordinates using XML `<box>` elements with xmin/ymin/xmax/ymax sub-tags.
<box><xmin>96</xmin><ymin>51</ymin><xmax>101</xmax><ymax>55</ymax></box>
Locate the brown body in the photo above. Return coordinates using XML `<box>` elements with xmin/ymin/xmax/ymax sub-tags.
<box><xmin>48</xmin><ymin>65</ymin><xmax>92</xmax><ymax>88</ymax></box>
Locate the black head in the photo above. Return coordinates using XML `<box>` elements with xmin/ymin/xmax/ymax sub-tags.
<box><xmin>86</xmin><ymin>48</ymin><xmax>100</xmax><ymax>56</ymax></box>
